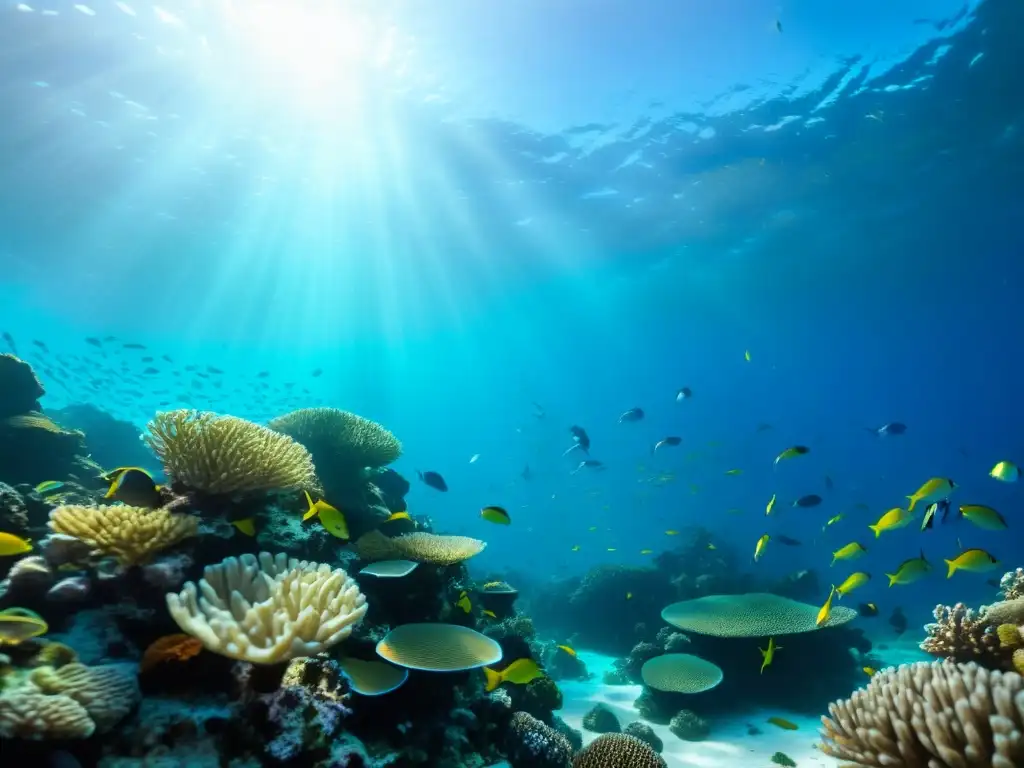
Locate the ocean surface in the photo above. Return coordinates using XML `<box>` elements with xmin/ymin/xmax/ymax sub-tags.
<box><xmin>0</xmin><ymin>1</ymin><xmax>1022</xmax><ymax>764</ymax></box>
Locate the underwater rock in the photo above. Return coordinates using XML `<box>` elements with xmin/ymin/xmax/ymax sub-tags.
<box><xmin>545</xmin><ymin>644</ymin><xmax>589</xmax><ymax>681</ymax></box>
<box><xmin>371</xmin><ymin>467</ymin><xmax>411</xmax><ymax>512</ymax></box>
<box><xmin>47</xmin><ymin>576</ymin><xmax>91</xmax><ymax>603</ymax></box>
<box><xmin>581</xmin><ymin>703</ymin><xmax>620</xmax><ymax>734</ymax></box>
<box><xmin>511</xmin><ymin>676</ymin><xmax>563</xmax><ymax>723</ymax></box>
<box><xmin>505</xmin><ymin>710</ymin><xmax>573</xmax><ymax>768</ymax></box>
<box><xmin>49</xmin><ymin>404</ymin><xmax>157</xmax><ymax>475</ymax></box>
<box><xmin>0</xmin><ymin>353</ymin><xmax>45</xmax><ymax>419</ymax></box>
<box><xmin>621</xmin><ymin>641</ymin><xmax>662</xmax><ymax>682</ymax></box>
<box><xmin>633</xmin><ymin>689</ymin><xmax>674</xmax><ymax>725</ymax></box>
<box><xmin>602</xmin><ymin>668</ymin><xmax>631</xmax><ymax>686</ymax></box>
<box><xmin>624</xmin><ymin>721</ymin><xmax>663</xmax><ymax>753</ymax></box>
<box><xmin>668</xmin><ymin>709</ymin><xmax>709</xmax><ymax>741</ymax></box>
<box><xmin>0</xmin><ymin>555</ymin><xmax>53</xmax><ymax>604</ymax></box>
<box><xmin>0</xmin><ymin>482</ymin><xmax>29</xmax><ymax>534</ymax></box>
<box><xmin>552</xmin><ymin>715</ymin><xmax>583</xmax><ymax>750</ymax></box>
<box><xmin>140</xmin><ymin>553</ymin><xmax>193</xmax><ymax>592</ymax></box>
<box><xmin>1000</xmin><ymin>568</ymin><xmax>1024</xmax><ymax>601</ymax></box>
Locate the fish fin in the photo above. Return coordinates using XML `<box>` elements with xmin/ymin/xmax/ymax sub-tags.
<box><xmin>944</xmin><ymin>559</ymin><xmax>956</xmax><ymax>579</ymax></box>
<box><xmin>104</xmin><ymin>480</ymin><xmax>118</xmax><ymax>499</ymax></box>
<box><xmin>906</xmin><ymin>496</ymin><xmax>917</xmax><ymax>512</ymax></box>
<box><xmin>483</xmin><ymin>667</ymin><xmax>501</xmax><ymax>693</ymax></box>
<box><xmin>886</xmin><ymin>573</ymin><xmax>897</xmax><ymax>587</ymax></box>
<box><xmin>868</xmin><ymin>524</ymin><xmax>880</xmax><ymax>538</ymax></box>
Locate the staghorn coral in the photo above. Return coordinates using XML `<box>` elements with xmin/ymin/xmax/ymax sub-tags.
<box><xmin>145</xmin><ymin>409</ymin><xmax>320</xmax><ymax>495</ymax></box>
<box><xmin>921</xmin><ymin>602</ymin><xmax>1007</xmax><ymax>667</ymax></box>
<box><xmin>268</xmin><ymin>407</ymin><xmax>402</xmax><ymax>471</ymax></box>
<box><xmin>355</xmin><ymin>529</ymin><xmax>487</xmax><ymax>565</ymax></box>
<box><xmin>0</xmin><ymin>688</ymin><xmax>94</xmax><ymax>739</ymax></box>
<box><xmin>573</xmin><ymin>733</ymin><xmax>668</xmax><ymax>768</ymax></box>
<box><xmin>1000</xmin><ymin>568</ymin><xmax>1024</xmax><ymax>601</ymax></box>
<box><xmin>166</xmin><ymin>552</ymin><xmax>367</xmax><ymax>664</ymax></box>
<box><xmin>820</xmin><ymin>660</ymin><xmax>1024</xmax><ymax>767</ymax></box>
<box><xmin>30</xmin><ymin>661</ymin><xmax>140</xmax><ymax>733</ymax></box>
<box><xmin>48</xmin><ymin>504</ymin><xmax>199</xmax><ymax>567</ymax></box>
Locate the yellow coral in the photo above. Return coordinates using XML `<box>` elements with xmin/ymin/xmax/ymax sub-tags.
<box><xmin>145</xmin><ymin>409</ymin><xmax>320</xmax><ymax>495</ymax></box>
<box><xmin>0</xmin><ymin>687</ymin><xmax>94</xmax><ymax>740</ymax></box>
<box><xmin>355</xmin><ymin>530</ymin><xmax>486</xmax><ymax>566</ymax></box>
<box><xmin>998</xmin><ymin>623</ymin><xmax>1022</xmax><ymax>648</ymax></box>
<box><xmin>268</xmin><ymin>407</ymin><xmax>402</xmax><ymax>471</ymax></box>
<box><xmin>30</xmin><ymin>662</ymin><xmax>139</xmax><ymax>733</ymax></box>
<box><xmin>48</xmin><ymin>505</ymin><xmax>199</xmax><ymax>566</ymax></box>
<box><xmin>166</xmin><ymin>552</ymin><xmax>367</xmax><ymax>664</ymax></box>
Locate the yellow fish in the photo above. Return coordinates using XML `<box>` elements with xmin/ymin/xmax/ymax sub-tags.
<box><xmin>759</xmin><ymin>636</ymin><xmax>781</xmax><ymax>674</ymax></box>
<box><xmin>754</xmin><ymin>534</ymin><xmax>770</xmax><ymax>562</ymax></box>
<box><xmin>302</xmin><ymin>491</ymin><xmax>349</xmax><ymax>540</ymax></box>
<box><xmin>774</xmin><ymin>445</ymin><xmax>809</xmax><ymax>467</ymax></box>
<box><xmin>958</xmin><ymin>505</ymin><xmax>1008</xmax><ymax>531</ymax></box>
<box><xmin>384</xmin><ymin>511</ymin><xmax>411</xmax><ymax>523</ymax></box>
<box><xmin>588</xmin><ymin>526</ymin><xmax>598</xmax><ymax>532</ymax></box>
<box><xmin>767</xmin><ymin>716</ymin><xmax>798</xmax><ymax>731</ymax></box>
<box><xmin>745</xmin><ymin>349</ymin><xmax>752</xmax><ymax>362</ymax></box>
<box><xmin>34</xmin><ymin>480</ymin><xmax>64</xmax><ymax>494</ymax></box>
<box><xmin>0</xmin><ymin>532</ymin><xmax>33</xmax><ymax>557</ymax></box>
<box><xmin>906</xmin><ymin>477</ymin><xmax>956</xmax><ymax>512</ymax></box>
<box><xmin>887</xmin><ymin>550</ymin><xmax>931</xmax><ymax>586</ymax></box>
<box><xmin>106</xmin><ymin>467</ymin><xmax>163</xmax><ymax>508</ymax></box>
<box><xmin>456</xmin><ymin>591</ymin><xmax>472</xmax><ymax>613</ymax></box>
<box><xmin>557</xmin><ymin>645</ymin><xmax>577</xmax><ymax>657</ymax></box>
<box><xmin>868</xmin><ymin>507</ymin><xmax>913</xmax><ymax>538</ymax></box>
<box><xmin>765</xmin><ymin>494</ymin><xmax>777</xmax><ymax>516</ymax></box>
<box><xmin>816</xmin><ymin>585</ymin><xmax>837</xmax><ymax>626</ymax></box>
<box><xmin>665</xmin><ymin>530</ymin><xmax>679</xmax><ymax>536</ymax></box>
<box><xmin>482</xmin><ymin>609</ymin><xmax>497</xmax><ymax>619</ymax></box>
<box><xmin>863</xmin><ymin>666</ymin><xmax>876</xmax><ymax>677</ymax></box>
<box><xmin>822</xmin><ymin>513</ymin><xmax>843</xmax><ymax>531</ymax></box>
<box><xmin>480</xmin><ymin>506</ymin><xmax>511</xmax><ymax>525</ymax></box>
<box><xmin>483</xmin><ymin>658</ymin><xmax>543</xmax><ymax>692</ymax></box>
<box><xmin>831</xmin><ymin>542</ymin><xmax>866</xmax><ymax>566</ymax></box>
<box><xmin>231</xmin><ymin>518</ymin><xmax>256</xmax><ymax>536</ymax></box>
<box><xmin>725</xmin><ymin>469</ymin><xmax>743</xmax><ymax>476</ymax></box>
<box><xmin>990</xmin><ymin>461</ymin><xmax>1020</xmax><ymax>483</ymax></box>
<box><xmin>945</xmin><ymin>548</ymin><xmax>999</xmax><ymax>579</ymax></box>
<box><xmin>639</xmin><ymin>549</ymin><xmax>653</xmax><ymax>555</ymax></box>
<box><xmin>835</xmin><ymin>571</ymin><xmax>870</xmax><ymax>598</ymax></box>
<box><xmin>0</xmin><ymin>609</ymin><xmax>48</xmax><ymax>644</ymax></box>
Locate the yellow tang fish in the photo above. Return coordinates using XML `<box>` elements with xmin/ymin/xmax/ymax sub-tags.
<box><xmin>557</xmin><ymin>645</ymin><xmax>577</xmax><ymax>657</ymax></box>
<box><xmin>571</xmin><ymin>545</ymin><xmax>581</xmax><ymax>551</ymax></box>
<box><xmin>887</xmin><ymin>550</ymin><xmax>931</xmax><ymax>586</ymax></box>
<box><xmin>759</xmin><ymin>636</ymin><xmax>781</xmax><ymax>674</ymax></box>
<box><xmin>765</xmin><ymin>494</ymin><xmax>776</xmax><ymax>516</ymax></box>
<box><xmin>625</xmin><ymin>592</ymin><xmax>633</xmax><ymax>600</ymax></box>
<box><xmin>707</xmin><ymin>543</ymin><xmax>717</xmax><ymax>550</ymax></box>
<box><xmin>774</xmin><ymin>445</ymin><xmax>809</xmax><ymax>467</ymax></box>
<box><xmin>831</xmin><ymin>542</ymin><xmax>866</xmax><ymax>566</ymax></box>
<box><xmin>745</xmin><ymin>349</ymin><xmax>752</xmax><ymax>362</ymax></box>
<box><xmin>863</xmin><ymin>666</ymin><xmax>876</xmax><ymax>677</ymax></box>
<box><xmin>231</xmin><ymin>518</ymin><xmax>256</xmax><ymax>537</ymax></box>
<box><xmin>483</xmin><ymin>658</ymin><xmax>543</xmax><ymax>692</ymax></box>
<box><xmin>835</xmin><ymin>571</ymin><xmax>870</xmax><ymax>598</ymax></box>
<box><xmin>822</xmin><ymin>513</ymin><xmax>843</xmax><ymax>532</ymax></box>
<box><xmin>456</xmin><ymin>591</ymin><xmax>472</xmax><ymax>613</ymax></box>
<box><xmin>480</xmin><ymin>506</ymin><xmax>511</xmax><ymax>525</ymax></box>
<box><xmin>640</xmin><ymin>549</ymin><xmax>653</xmax><ymax>555</ymax></box>
<box><xmin>384</xmin><ymin>511</ymin><xmax>411</xmax><ymax>523</ymax></box>
<box><xmin>482</xmin><ymin>609</ymin><xmax>497</xmax><ymax>619</ymax></box>
<box><xmin>754</xmin><ymin>534</ymin><xmax>770</xmax><ymax>562</ymax></box>
<box><xmin>945</xmin><ymin>548</ymin><xmax>999</xmax><ymax>579</ymax></box>
<box><xmin>990</xmin><ymin>461</ymin><xmax>1020</xmax><ymax>483</ymax></box>
<box><xmin>0</xmin><ymin>532</ymin><xmax>33</xmax><ymax>557</ymax></box>
<box><xmin>767</xmin><ymin>716</ymin><xmax>798</xmax><ymax>731</ymax></box>
<box><xmin>868</xmin><ymin>507</ymin><xmax>912</xmax><ymax>538</ymax></box>
<box><xmin>906</xmin><ymin>477</ymin><xmax>956</xmax><ymax>512</ymax></box>
<box><xmin>665</xmin><ymin>530</ymin><xmax>679</xmax><ymax>536</ymax></box>
<box><xmin>816</xmin><ymin>585</ymin><xmax>837</xmax><ymax>626</ymax></box>
<box><xmin>303</xmin><ymin>491</ymin><xmax>349</xmax><ymax>540</ymax></box>
<box><xmin>958</xmin><ymin>505</ymin><xmax>1008</xmax><ymax>531</ymax></box>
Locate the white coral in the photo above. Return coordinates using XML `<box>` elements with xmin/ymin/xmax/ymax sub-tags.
<box><xmin>166</xmin><ymin>552</ymin><xmax>367</xmax><ymax>664</ymax></box>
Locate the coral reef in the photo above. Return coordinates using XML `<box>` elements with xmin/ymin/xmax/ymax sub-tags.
<box><xmin>505</xmin><ymin>710</ymin><xmax>573</xmax><ymax>768</ymax></box>
<box><xmin>1000</xmin><ymin>568</ymin><xmax>1024</xmax><ymax>601</ymax></box>
<box><xmin>668</xmin><ymin>709</ymin><xmax>709</xmax><ymax>741</ymax></box>
<box><xmin>582</xmin><ymin>703</ymin><xmax>620</xmax><ymax>733</ymax></box>
<box><xmin>820</xmin><ymin>661</ymin><xmax>1024</xmax><ymax>766</ymax></box>
<box><xmin>48</xmin><ymin>505</ymin><xmax>199</xmax><ymax>567</ymax></box>
<box><xmin>49</xmin><ymin>403</ymin><xmax>158</xmax><ymax>475</ymax></box>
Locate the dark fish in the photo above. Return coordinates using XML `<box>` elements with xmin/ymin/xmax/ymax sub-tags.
<box><xmin>653</xmin><ymin>436</ymin><xmax>682</xmax><ymax>452</ymax></box>
<box><xmin>418</xmin><ymin>470</ymin><xmax>448</xmax><ymax>492</ymax></box>
<box><xmin>857</xmin><ymin>602</ymin><xmax>879</xmax><ymax>618</ymax></box>
<box><xmin>921</xmin><ymin>499</ymin><xmax>951</xmax><ymax>531</ymax></box>
<box><xmin>793</xmin><ymin>494</ymin><xmax>822</xmax><ymax>508</ymax></box>
<box><xmin>868</xmin><ymin>422</ymin><xmax>906</xmax><ymax>436</ymax></box>
<box><xmin>565</xmin><ymin>425</ymin><xmax>590</xmax><ymax>455</ymax></box>
<box><xmin>618</xmin><ymin>407</ymin><xmax>644</xmax><ymax>423</ymax></box>
<box><xmin>103</xmin><ymin>335</ymin><xmax>116</xmax><ymax>342</ymax></box>
<box><xmin>824</xmin><ymin>475</ymin><xmax>834</xmax><ymax>490</ymax></box>
<box><xmin>123</xmin><ymin>343</ymin><xmax>146</xmax><ymax>350</ymax></box>
<box><xmin>2</xmin><ymin>332</ymin><xmax>17</xmax><ymax>353</ymax></box>
<box><xmin>32</xmin><ymin>340</ymin><xmax>49</xmax><ymax>352</ymax></box>
<box><xmin>143</xmin><ymin>367</ymin><xmax>159</xmax><ymax>375</ymax></box>
<box><xmin>208</xmin><ymin>366</ymin><xmax>223</xmax><ymax>374</ymax></box>
<box><xmin>162</xmin><ymin>355</ymin><xmax>173</xmax><ymax>363</ymax></box>
<box><xmin>777</xmin><ymin>535</ymin><xmax>802</xmax><ymax>546</ymax></box>
<box><xmin>257</xmin><ymin>371</ymin><xmax>270</xmax><ymax>378</ymax></box>
<box><xmin>106</xmin><ymin>467</ymin><xmax>163</xmax><ymax>508</ymax></box>
<box><xmin>311</xmin><ymin>368</ymin><xmax>323</xmax><ymax>377</ymax></box>
<box><xmin>521</xmin><ymin>464</ymin><xmax>532</xmax><ymax>481</ymax></box>
<box><xmin>776</xmin><ymin>19</ymin><xmax>783</xmax><ymax>32</ymax></box>
<box><xmin>532</xmin><ymin>402</ymin><xmax>546</xmax><ymax>419</ymax></box>
<box><xmin>756</xmin><ymin>423</ymin><xmax>773</xmax><ymax>432</ymax></box>
<box><xmin>572</xmin><ymin>459</ymin><xmax>604</xmax><ymax>474</ymax></box>
<box><xmin>85</xmin><ymin>337</ymin><xmax>102</xmax><ymax>347</ymax></box>
<box><xmin>889</xmin><ymin>607</ymin><xmax>907</xmax><ymax>636</ymax></box>
<box><xmin>676</xmin><ymin>387</ymin><xmax>692</xmax><ymax>402</ymax></box>
<box><xmin>185</xmin><ymin>365</ymin><xmax>197</xmax><ymax>372</ymax></box>
<box><xmin>142</xmin><ymin>356</ymin><xmax>154</xmax><ymax>363</ymax></box>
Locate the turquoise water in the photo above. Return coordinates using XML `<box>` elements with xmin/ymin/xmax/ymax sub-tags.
<box><xmin>0</xmin><ymin>2</ymin><xmax>1022</xmax><ymax>763</ymax></box>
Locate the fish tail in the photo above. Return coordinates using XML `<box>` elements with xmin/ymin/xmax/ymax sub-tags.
<box><xmin>483</xmin><ymin>667</ymin><xmax>502</xmax><ymax>693</ymax></box>
<box><xmin>886</xmin><ymin>573</ymin><xmax>897</xmax><ymax>587</ymax></box>
<box><xmin>944</xmin><ymin>559</ymin><xmax>957</xmax><ymax>579</ymax></box>
<box><xmin>906</xmin><ymin>496</ymin><xmax>917</xmax><ymax>512</ymax></box>
<box><xmin>868</xmin><ymin>524</ymin><xmax>880</xmax><ymax>538</ymax></box>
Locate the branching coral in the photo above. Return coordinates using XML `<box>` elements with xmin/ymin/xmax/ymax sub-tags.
<box><xmin>268</xmin><ymin>407</ymin><xmax>402</xmax><ymax>471</ymax></box>
<box><xmin>145</xmin><ymin>409</ymin><xmax>320</xmax><ymax>495</ymax></box>
<box><xmin>355</xmin><ymin>529</ymin><xmax>486</xmax><ymax>565</ymax></box>
<box><xmin>1001</xmin><ymin>568</ymin><xmax>1024</xmax><ymax>601</ymax></box>
<box><xmin>166</xmin><ymin>552</ymin><xmax>367</xmax><ymax>664</ymax></box>
<box><xmin>48</xmin><ymin>504</ymin><xmax>199</xmax><ymax>567</ymax></box>
<box><xmin>922</xmin><ymin>602</ymin><xmax>1009</xmax><ymax>669</ymax></box>
<box><xmin>820</xmin><ymin>660</ymin><xmax>1024</xmax><ymax>767</ymax></box>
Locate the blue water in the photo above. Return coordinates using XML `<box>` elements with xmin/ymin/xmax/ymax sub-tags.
<box><xmin>1</xmin><ymin>0</ymin><xmax>1021</xmax><ymax>632</ymax></box>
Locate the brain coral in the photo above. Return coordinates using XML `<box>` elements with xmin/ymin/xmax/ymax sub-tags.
<box><xmin>145</xmin><ymin>409</ymin><xmax>320</xmax><ymax>495</ymax></box>
<box><xmin>29</xmin><ymin>662</ymin><xmax>140</xmax><ymax>733</ymax></box>
<box><xmin>167</xmin><ymin>552</ymin><xmax>367</xmax><ymax>664</ymax></box>
<box><xmin>820</xmin><ymin>660</ymin><xmax>1024</xmax><ymax>767</ymax></box>
<box><xmin>662</xmin><ymin>592</ymin><xmax>856</xmax><ymax>636</ymax></box>
<box><xmin>268</xmin><ymin>407</ymin><xmax>402</xmax><ymax>471</ymax></box>
<box><xmin>0</xmin><ymin>688</ymin><xmax>94</xmax><ymax>740</ymax></box>
<box><xmin>48</xmin><ymin>504</ymin><xmax>199</xmax><ymax>566</ymax></box>
<box><xmin>573</xmin><ymin>733</ymin><xmax>667</xmax><ymax>768</ymax></box>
